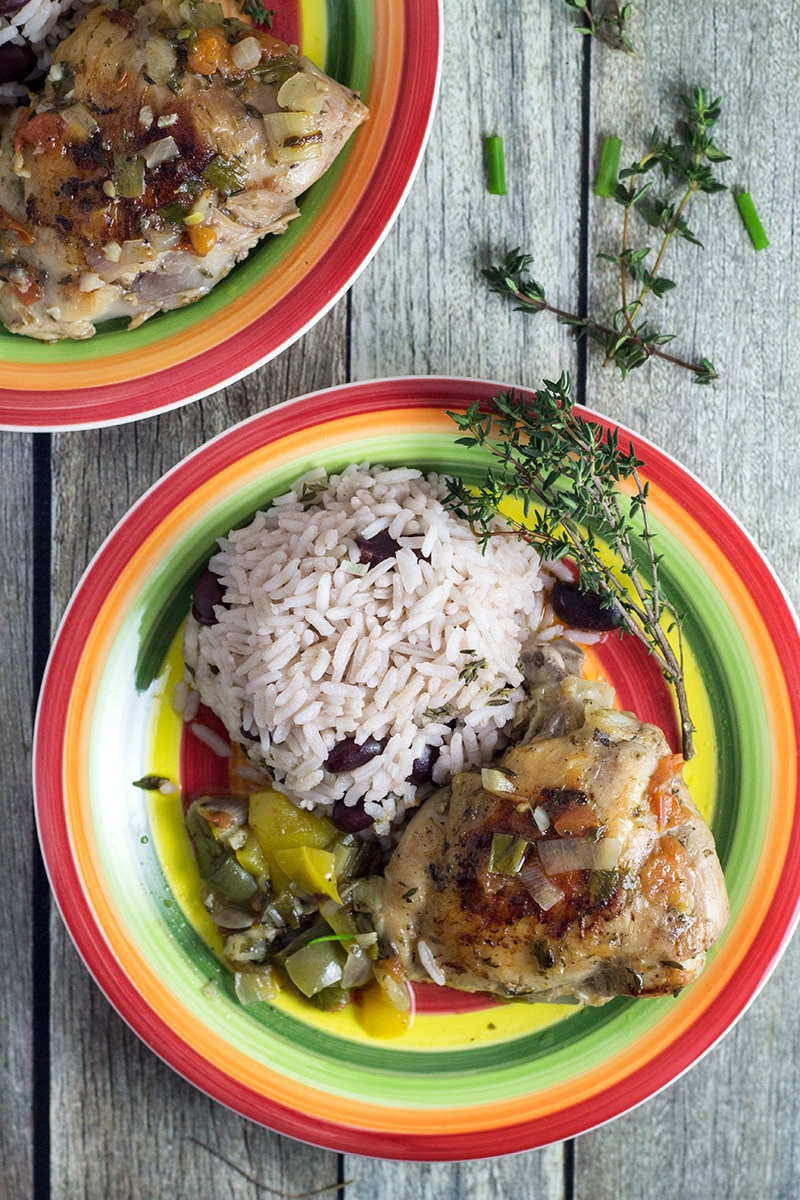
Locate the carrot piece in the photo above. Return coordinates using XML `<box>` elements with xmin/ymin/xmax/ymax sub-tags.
<box><xmin>14</xmin><ymin>110</ymin><xmax>67</xmax><ymax>155</ymax></box>
<box><xmin>0</xmin><ymin>205</ymin><xmax>34</xmax><ymax>246</ymax></box>
<box><xmin>187</xmin><ymin>27</ymin><xmax>230</xmax><ymax>75</ymax></box>
<box><xmin>13</xmin><ymin>275</ymin><xmax>44</xmax><ymax>305</ymax></box>
<box><xmin>254</xmin><ymin>29</ymin><xmax>292</xmax><ymax>58</ymax></box>
<box><xmin>552</xmin><ymin>803</ymin><xmax>601</xmax><ymax>839</ymax></box>
<box><xmin>647</xmin><ymin>753</ymin><xmax>685</xmax><ymax>830</ymax></box>
<box><xmin>188</xmin><ymin>223</ymin><xmax>218</xmax><ymax>256</ymax></box>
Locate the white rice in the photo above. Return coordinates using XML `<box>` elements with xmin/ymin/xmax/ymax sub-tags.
<box><xmin>0</xmin><ymin>0</ymin><xmax>91</xmax><ymax>107</ymax></box>
<box><xmin>183</xmin><ymin>464</ymin><xmax>556</xmax><ymax>837</ymax></box>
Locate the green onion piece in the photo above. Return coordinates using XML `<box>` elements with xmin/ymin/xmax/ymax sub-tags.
<box><xmin>487</xmin><ymin>832</ymin><xmax>529</xmax><ymax>876</ymax></box>
<box><xmin>158</xmin><ymin>200</ymin><xmax>191</xmax><ymax>223</ymax></box>
<box><xmin>113</xmin><ymin>153</ymin><xmax>145</xmax><ymax>199</ymax></box>
<box><xmin>595</xmin><ymin>135</ymin><xmax>622</xmax><ymax>197</ymax></box>
<box><xmin>202</xmin><ymin>154</ymin><xmax>248</xmax><ymax>196</ymax></box>
<box><xmin>307</xmin><ymin>933</ymin><xmax>357</xmax><ymax>945</ymax></box>
<box><xmin>735</xmin><ymin>191</ymin><xmax>769</xmax><ymax>251</ymax></box>
<box><xmin>484</xmin><ymin>134</ymin><xmax>507</xmax><ymax>195</ymax></box>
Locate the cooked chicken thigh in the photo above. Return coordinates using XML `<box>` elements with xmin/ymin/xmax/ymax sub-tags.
<box><xmin>383</xmin><ymin>662</ymin><xmax>729</xmax><ymax>1005</ymax></box>
<box><xmin>0</xmin><ymin>0</ymin><xmax>367</xmax><ymax>339</ymax></box>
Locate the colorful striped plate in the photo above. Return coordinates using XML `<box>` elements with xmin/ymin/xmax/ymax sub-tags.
<box><xmin>0</xmin><ymin>1</ymin><xmax>441</xmax><ymax>430</ymax></box>
<box><xmin>33</xmin><ymin>377</ymin><xmax>800</xmax><ymax>1158</ymax></box>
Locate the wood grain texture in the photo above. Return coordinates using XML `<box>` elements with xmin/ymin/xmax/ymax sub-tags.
<box><xmin>47</xmin><ymin>309</ymin><xmax>346</xmax><ymax>1200</ymax></box>
<box><xmin>343</xmin><ymin>1152</ymin><xmax>565</xmax><ymax>1200</ymax></box>
<box><xmin>0</xmin><ymin>432</ymin><xmax>33</xmax><ymax>1200</ymax></box>
<box><xmin>350</xmin><ymin>0</ymin><xmax>584</xmax><ymax>388</ymax></box>
<box><xmin>575</xmin><ymin>3</ymin><xmax>800</xmax><ymax>1198</ymax></box>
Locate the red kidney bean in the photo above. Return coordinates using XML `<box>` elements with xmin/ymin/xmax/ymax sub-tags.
<box><xmin>0</xmin><ymin>41</ymin><xmax>35</xmax><ymax>84</ymax></box>
<box><xmin>355</xmin><ymin>531</ymin><xmax>401</xmax><ymax>565</ymax></box>
<box><xmin>332</xmin><ymin>797</ymin><xmax>373</xmax><ymax>833</ymax></box>
<box><xmin>324</xmin><ymin>735</ymin><xmax>386</xmax><ymax>773</ymax></box>
<box><xmin>0</xmin><ymin>0</ymin><xmax>26</xmax><ymax>15</ymax></box>
<box><xmin>551</xmin><ymin>582</ymin><xmax>623</xmax><ymax>632</ymax></box>
<box><xmin>191</xmin><ymin>567</ymin><xmax>228</xmax><ymax>626</ymax></box>
<box><xmin>407</xmin><ymin>742</ymin><xmax>439</xmax><ymax>786</ymax></box>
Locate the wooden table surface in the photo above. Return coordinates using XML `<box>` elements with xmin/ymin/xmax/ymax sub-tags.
<box><xmin>4</xmin><ymin>0</ymin><xmax>800</xmax><ymax>1196</ymax></box>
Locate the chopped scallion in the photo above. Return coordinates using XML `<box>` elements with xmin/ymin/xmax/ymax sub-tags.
<box><xmin>487</xmin><ymin>832</ymin><xmax>529</xmax><ymax>876</ymax></box>
<box><xmin>735</xmin><ymin>190</ymin><xmax>769</xmax><ymax>251</ymax></box>
<box><xmin>484</xmin><ymin>134</ymin><xmax>506</xmax><ymax>195</ymax></box>
<box><xmin>595</xmin><ymin>135</ymin><xmax>622</xmax><ymax>197</ymax></box>
<box><xmin>113</xmin><ymin>153</ymin><xmax>145</xmax><ymax>199</ymax></box>
<box><xmin>202</xmin><ymin>154</ymin><xmax>248</xmax><ymax>196</ymax></box>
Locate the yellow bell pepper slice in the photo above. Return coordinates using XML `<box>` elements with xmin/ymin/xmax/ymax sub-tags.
<box><xmin>249</xmin><ymin>788</ymin><xmax>336</xmax><ymax>893</ymax></box>
<box><xmin>274</xmin><ymin>846</ymin><xmax>342</xmax><ymax>904</ymax></box>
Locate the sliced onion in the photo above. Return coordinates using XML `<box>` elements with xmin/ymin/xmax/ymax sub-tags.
<box><xmin>224</xmin><ymin>929</ymin><xmax>269</xmax><ymax>962</ymax></box>
<box><xmin>277</xmin><ymin>69</ymin><xmax>330</xmax><ymax>114</ymax></box>
<box><xmin>537</xmin><ymin>838</ymin><xmax>596</xmax><ymax>875</ymax></box>
<box><xmin>519</xmin><ymin>859</ymin><xmax>565</xmax><ymax>910</ymax></box>
<box><xmin>232</xmin><ymin>35</ymin><xmax>262</xmax><ymax>70</ymax></box>
<box><xmin>480</xmin><ymin>767</ymin><xmax>517</xmax><ymax>795</ymax></box>
<box><xmin>532</xmin><ymin>805</ymin><xmax>550</xmax><ymax>832</ymax></box>
<box><xmin>61</xmin><ymin>102</ymin><xmax>99</xmax><ymax>140</ymax></box>
<box><xmin>234</xmin><ymin>966</ymin><xmax>278</xmax><ymax>1005</ymax></box>
<box><xmin>204</xmin><ymin>892</ymin><xmax>255</xmax><ymax>929</ymax></box>
<box><xmin>78</xmin><ymin>272</ymin><xmax>105</xmax><ymax>293</ymax></box>
<box><xmin>140</xmin><ymin>135</ymin><xmax>179</xmax><ymax>169</ymax></box>
<box><xmin>341</xmin><ymin>945</ymin><xmax>375</xmax><ymax>990</ymax></box>
<box><xmin>145</xmin><ymin>35</ymin><xmax>177</xmax><ymax>85</ymax></box>
<box><xmin>537</xmin><ymin>835</ymin><xmax>623</xmax><ymax>876</ymax></box>
<box><xmin>584</xmin><ymin>704</ymin><xmax>640</xmax><ymax>738</ymax></box>
<box><xmin>192</xmin><ymin>794</ymin><xmax>249</xmax><ymax>828</ymax></box>
<box><xmin>263</xmin><ymin>110</ymin><xmax>323</xmax><ymax>163</ymax></box>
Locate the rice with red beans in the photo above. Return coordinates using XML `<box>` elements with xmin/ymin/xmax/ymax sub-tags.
<box><xmin>181</xmin><ymin>464</ymin><xmax>557</xmax><ymax>837</ymax></box>
<box><xmin>0</xmin><ymin>0</ymin><xmax>92</xmax><ymax>108</ymax></box>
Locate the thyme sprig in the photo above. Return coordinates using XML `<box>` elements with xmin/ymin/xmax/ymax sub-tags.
<box><xmin>563</xmin><ymin>0</ymin><xmax>635</xmax><ymax>54</ymax></box>
<box><xmin>241</xmin><ymin>0</ymin><xmax>274</xmax><ymax>26</ymax></box>
<box><xmin>485</xmin><ymin>86</ymin><xmax>728</xmax><ymax>384</ymax></box>
<box><xmin>445</xmin><ymin>376</ymin><xmax>694</xmax><ymax>759</ymax></box>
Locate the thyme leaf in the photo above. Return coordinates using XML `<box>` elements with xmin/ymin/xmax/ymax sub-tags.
<box><xmin>484</xmin><ymin>86</ymin><xmax>728</xmax><ymax>384</ymax></box>
<box><xmin>240</xmin><ymin>0</ymin><xmax>274</xmax><ymax>26</ymax></box>
<box><xmin>445</xmin><ymin>376</ymin><xmax>694</xmax><ymax>759</ymax></box>
<box><xmin>563</xmin><ymin>0</ymin><xmax>636</xmax><ymax>54</ymax></box>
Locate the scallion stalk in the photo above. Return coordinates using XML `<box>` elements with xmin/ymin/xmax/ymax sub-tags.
<box><xmin>487</xmin><ymin>832</ymin><xmax>529</xmax><ymax>876</ymax></box>
<box><xmin>595</xmin><ymin>135</ymin><xmax>622</xmax><ymax>197</ymax></box>
<box><xmin>484</xmin><ymin>134</ymin><xmax>506</xmax><ymax>195</ymax></box>
<box><xmin>735</xmin><ymin>191</ymin><xmax>769</xmax><ymax>251</ymax></box>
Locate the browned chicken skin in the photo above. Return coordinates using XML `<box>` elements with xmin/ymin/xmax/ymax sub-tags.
<box><xmin>0</xmin><ymin>0</ymin><xmax>367</xmax><ymax>339</ymax></box>
<box><xmin>383</xmin><ymin>661</ymin><xmax>729</xmax><ymax>1005</ymax></box>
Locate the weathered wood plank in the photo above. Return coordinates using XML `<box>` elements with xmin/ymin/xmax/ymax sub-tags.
<box><xmin>350</xmin><ymin>0</ymin><xmax>584</xmax><ymax>391</ymax></box>
<box><xmin>575</xmin><ymin>1</ymin><xmax>800</xmax><ymax>1197</ymax></box>
<box><xmin>47</xmin><ymin>308</ymin><xmax>347</xmax><ymax>1200</ymax></box>
<box><xmin>343</xmin><ymin>0</ymin><xmax>582</xmax><ymax>1190</ymax></box>
<box><xmin>0</xmin><ymin>432</ymin><xmax>34</xmax><ymax>1200</ymax></box>
<box><xmin>344</xmin><ymin>1152</ymin><xmax>565</xmax><ymax>1200</ymax></box>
